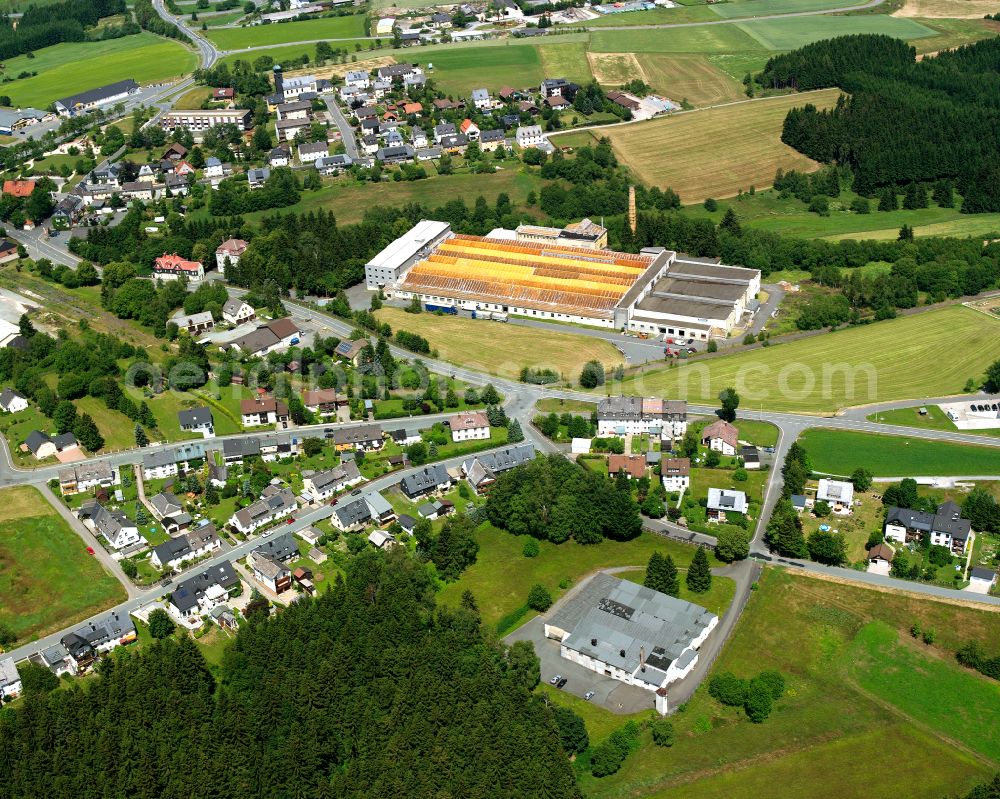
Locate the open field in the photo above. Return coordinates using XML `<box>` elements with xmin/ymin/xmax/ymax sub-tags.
<box><xmin>587</xmin><ymin>52</ymin><xmax>644</xmax><ymax>87</ymax></box>
<box><xmin>868</xmin><ymin>405</ymin><xmax>1000</xmax><ymax>437</ymax></box>
<box><xmin>537</xmin><ymin>42</ymin><xmax>594</xmax><ymax>87</ymax></box>
<box><xmin>437</xmin><ymin>525</ymin><xmax>729</xmax><ymax>627</ymax></box>
<box><xmin>618</xmin><ymin>305</ymin><xmax>1000</xmax><ymax>413</ymax></box>
<box><xmin>847</xmin><ymin>621</ymin><xmax>1000</xmax><ymax>761</ymax></box>
<box><xmin>895</xmin><ymin>0</ymin><xmax>1000</xmax><ymax>17</ymax></box>
<box><xmin>712</xmin><ymin>0</ymin><xmax>864</xmax><ymax>17</ymax></box>
<box><xmin>797</xmin><ymin>428</ymin><xmax>1000</xmax><ymax>477</ymax></box>
<box><xmin>412</xmin><ymin>45</ymin><xmax>543</xmax><ymax>96</ymax></box>
<box><xmin>572</xmin><ymin>90</ymin><xmax>839</xmax><ymax>203</ymax></box>
<box><xmin>173</xmin><ymin>86</ymin><xmax>213</xmax><ymax>110</ymax></box>
<box><xmin>373</xmin><ymin>306</ymin><xmax>623</xmax><ymax>381</ymax></box>
<box><xmin>910</xmin><ymin>17</ymin><xmax>1000</xmax><ymax>53</ymax></box>
<box><xmin>638</xmin><ymin>53</ymin><xmax>745</xmax><ymax>106</ymax></box>
<box><xmin>590</xmin><ymin>24</ymin><xmax>765</xmax><ymax>54</ymax></box>
<box><xmin>579</xmin><ymin>567</ymin><xmax>998</xmax><ymax>799</ymax></box>
<box><xmin>192</xmin><ymin>167</ymin><xmax>544</xmax><ymax>225</ymax></box>
<box><xmin>737</xmin><ymin>15</ymin><xmax>937</xmax><ymax>50</ymax></box>
<box><xmin>683</xmin><ymin>187</ymin><xmax>1000</xmax><ymax>240</ymax></box>
<box><xmin>0</xmin><ymin>486</ymin><xmax>126</xmax><ymax>643</ymax></box>
<box><xmin>0</xmin><ymin>34</ymin><xmax>197</xmax><ymax>108</ymax></box>
<box><xmin>204</xmin><ymin>14</ymin><xmax>367</xmax><ymax>49</ymax></box>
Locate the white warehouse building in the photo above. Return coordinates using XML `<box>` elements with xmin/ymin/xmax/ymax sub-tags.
<box><xmin>543</xmin><ymin>573</ymin><xmax>718</xmax><ymax>694</ymax></box>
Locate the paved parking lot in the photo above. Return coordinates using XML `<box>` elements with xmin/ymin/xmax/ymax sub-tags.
<box><xmin>506</xmin><ymin>617</ymin><xmax>654</xmax><ymax>715</ymax></box>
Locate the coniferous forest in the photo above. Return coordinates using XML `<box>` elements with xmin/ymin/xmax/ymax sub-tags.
<box><xmin>758</xmin><ymin>34</ymin><xmax>1000</xmax><ymax>209</ymax></box>
<box><xmin>0</xmin><ymin>551</ymin><xmax>582</xmax><ymax>799</ymax></box>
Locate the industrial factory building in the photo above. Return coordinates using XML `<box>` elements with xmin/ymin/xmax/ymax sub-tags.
<box><xmin>365</xmin><ymin>220</ymin><xmax>760</xmax><ymax>339</ymax></box>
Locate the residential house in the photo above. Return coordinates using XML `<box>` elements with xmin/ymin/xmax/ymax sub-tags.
<box><xmin>208</xmin><ymin>462</ymin><xmax>228</xmax><ymax>488</ymax></box>
<box><xmin>151</xmin><ymin>523</ymin><xmax>222</xmax><ymax>570</ymax></box>
<box><xmin>439</xmin><ymin>133</ymin><xmax>469</xmax><ymax>154</ymax></box>
<box><xmin>168</xmin><ymin>561</ymin><xmax>240</xmax><ymax>620</ymax></box>
<box><xmin>79</xmin><ymin>502</ymin><xmax>141</xmax><ymax>550</ymax></box>
<box><xmin>164</xmin><ymin>173</ymin><xmax>189</xmax><ymax>195</ymax></box>
<box><xmin>162</xmin><ymin>142</ymin><xmax>188</xmax><ymax>161</ymax></box>
<box><xmin>331</xmin><ymin>424</ymin><xmax>384</xmax><ymax>451</ymax></box>
<box><xmin>222</xmin><ymin>436</ymin><xmax>261</xmax><ymax>465</ymax></box>
<box><xmin>401</xmin><ymin>101</ymin><xmax>423</xmax><ymax>116</ymax></box>
<box><xmin>361</xmin><ymin>135</ymin><xmax>379</xmax><ymax>155</ymax></box>
<box><xmin>461</xmin><ymin>443</ymin><xmax>535</xmax><ymax>493</ymax></box>
<box><xmin>121</xmin><ymin>181</ymin><xmax>159</xmax><ymax>202</ymax></box>
<box><xmin>416</xmin><ymin>146</ymin><xmax>442</xmax><ymax>161</ymax></box>
<box><xmin>0</xmin><ymin>387</ymin><xmax>28</xmax><ymax>413</ymax></box>
<box><xmin>0</xmin><ymin>657</ymin><xmax>21</xmax><ymax>699</ymax></box>
<box><xmin>929</xmin><ymin>500</ymin><xmax>974</xmax><ymax>554</ymax></box>
<box><xmin>418</xmin><ymin>499</ymin><xmax>453</xmax><ymax>520</ymax></box>
<box><xmin>276</xmin><ymin>99</ymin><xmax>312</xmax><ymax>121</ymax></box>
<box><xmin>247</xmin><ymin>549</ymin><xmax>292</xmax><ymax>593</ymax></box>
<box><xmin>597</xmin><ymin>396</ymin><xmax>687</xmax><ymax>439</ymax></box>
<box><xmin>227</xmin><ymin>317</ymin><xmax>302</xmax><ymax>356</ymax></box>
<box><xmin>216</xmin><ymin>238</ymin><xmax>249</xmax><ymax>271</ymax></box>
<box><xmin>459</xmin><ymin>118</ymin><xmax>480</xmax><ymax>140</ymax></box>
<box><xmin>297</xmin><ymin>525</ymin><xmax>323</xmax><ymax>546</ymax></box>
<box><xmin>701</xmin><ymin>420</ymin><xmax>738</xmax><ymax>456</ymax></box>
<box><xmin>608</xmin><ymin>454</ymin><xmax>646</xmax><ymax>479</ymax></box>
<box><xmin>545</xmin><ymin>94</ymin><xmax>571</xmax><ymax>110</ymax></box>
<box><xmin>302</xmin><ymin>388</ymin><xmax>344</xmax><ymax>418</ymax></box>
<box><xmin>314</xmin><ymin>154</ymin><xmax>353</xmax><ymax>174</ymax></box>
<box><xmin>276</xmin><ymin>118</ymin><xmax>310</xmax><ymax>142</ymax></box>
<box><xmin>58</xmin><ymin>460</ymin><xmax>119</xmax><ymax>496</ymax></box>
<box><xmin>741</xmin><ymin>445</ymin><xmax>761</xmax><ymax>470</ymax></box>
<box><xmin>175</xmin><ymin>311</ymin><xmax>215</xmax><ymax>336</ymax></box>
<box><xmin>389</xmin><ymin>428</ymin><xmax>422</xmax><ymax>446</ymax></box>
<box><xmin>791</xmin><ymin>494</ymin><xmax>807</xmax><ymax>512</ymax></box>
<box><xmin>209</xmin><ymin>603</ymin><xmax>238</xmax><ymax>630</ymax></box>
<box><xmin>241</xmin><ymin>397</ymin><xmax>289</xmax><ymax>427</ymax></box>
<box><xmin>298</xmin><ymin>141</ymin><xmax>328</xmax><ymax>163</ymax></box>
<box><xmin>368</xmin><ymin>530</ymin><xmax>396</xmax><ymax>549</ymax></box>
<box><xmin>411</xmin><ymin>128</ymin><xmax>429</xmax><ymax>148</ymax></box>
<box><xmin>269</xmin><ymin>146</ymin><xmax>291</xmax><ymax>167</ymax></box>
<box><xmin>516</xmin><ymin>100</ymin><xmax>539</xmax><ymax>115</ymax></box>
<box><xmin>706</xmin><ymin>488</ymin><xmax>747</xmax><ymax>522</ymax></box>
<box><xmin>432</xmin><ymin>98</ymin><xmax>463</xmax><ymax>111</ymax></box>
<box><xmin>344</xmin><ymin>69</ymin><xmax>370</xmax><ymax>88</ymax></box>
<box><xmin>816</xmin><ymin>479</ymin><xmax>854</xmax><ymax>513</ymax></box>
<box><xmin>303</xmin><ymin>462</ymin><xmax>365</xmax><ymax>502</ymax></box>
<box><xmin>867</xmin><ymin>542</ymin><xmax>895</xmax><ymax>575</ymax></box>
<box><xmin>281</xmin><ymin>74</ymin><xmax>317</xmax><ymax>99</ymax></box>
<box><xmin>24</xmin><ymin>430</ymin><xmax>78</xmax><ymax>459</ymax></box>
<box><xmin>149</xmin><ymin>490</ymin><xmax>186</xmax><ymax>524</ymax></box>
<box><xmin>376</xmin><ymin>145</ymin><xmax>415</xmax><ymax>163</ymax></box>
<box><xmin>142</xmin><ymin>449</ymin><xmax>178</xmax><ymax>480</ymax></box>
<box><xmin>661</xmin><ymin>457</ymin><xmax>690</xmax><ymax>493</ymax></box>
<box><xmin>51</xmin><ymin>194</ymin><xmax>83</xmax><ymax>229</ymax></box>
<box><xmin>471</xmin><ymin>88</ymin><xmax>491</xmax><ymax>110</ymax></box>
<box><xmin>516</xmin><ymin>125</ymin><xmax>544</xmax><ymax>148</ymax></box>
<box><xmin>540</xmin><ymin>77</ymin><xmax>578</xmax><ymax>100</ymax></box>
<box><xmin>229</xmin><ymin>485</ymin><xmax>297</xmax><ymax>534</ymax></box>
<box><xmin>154</xmin><ymin>253</ymin><xmax>205</xmax><ymax>283</ymax></box>
<box><xmin>434</xmin><ymin>122</ymin><xmax>457</xmax><ymax>143</ymax></box>
<box><xmin>377</xmin><ymin>63</ymin><xmax>423</xmax><ymax>82</ymax></box>
<box><xmin>400</xmin><ymin>463</ymin><xmax>452</xmax><ymax>499</ymax></box>
<box><xmin>334</xmin><ymin>338</ymin><xmax>368</xmax><ymax>365</ymax></box>
<box><xmin>30</xmin><ymin>643</ymin><xmax>77</xmax><ymax>677</ymax></box>
<box><xmin>331</xmin><ymin>490</ymin><xmax>395</xmax><ymax>531</ymax></box>
<box><xmin>174</xmin><ymin>160</ymin><xmax>196</xmax><ymax>176</ymax></box>
<box><xmin>59</xmin><ymin>610</ymin><xmax>136</xmax><ymax>669</ymax></box>
<box><xmin>247</xmin><ymin>167</ymin><xmax>270</xmax><ymax>189</ymax></box>
<box><xmin>178</xmin><ymin>406</ymin><xmax>214</xmax><ymax>437</ymax></box>
<box><xmin>449</xmin><ymin>411</ymin><xmax>490</xmax><ymax>441</ymax></box>
<box><xmin>204</xmin><ymin>157</ymin><xmax>224</xmax><ymax>180</ymax></box>
<box><xmin>478</xmin><ymin>128</ymin><xmax>506</xmax><ymax>152</ymax></box>
<box><xmin>222</xmin><ymin>296</ymin><xmax>255</xmax><ymax>325</ymax></box>
<box><xmin>213</xmin><ymin>87</ymin><xmax>235</xmax><ymax>102</ymax></box>
<box><xmin>607</xmin><ymin>90</ymin><xmax>642</xmax><ymax>113</ymax></box>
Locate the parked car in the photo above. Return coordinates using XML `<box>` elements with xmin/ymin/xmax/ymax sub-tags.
<box><xmin>556</xmin><ymin>677</ymin><xmax>568</xmax><ymax>689</ymax></box>
<box><xmin>584</xmin><ymin>691</ymin><xmax>595</xmax><ymax>701</ymax></box>
<box><xmin>549</xmin><ymin>675</ymin><xmax>562</xmax><ymax>685</ymax></box>
<box><xmin>687</xmin><ymin>347</ymin><xmax>697</xmax><ymax>354</ymax></box>
<box><xmin>286</xmin><ymin>517</ymin><xmax>296</xmax><ymax>524</ymax></box>
<box><xmin>86</xmin><ymin>546</ymin><xmax>95</xmax><ymax>555</ymax></box>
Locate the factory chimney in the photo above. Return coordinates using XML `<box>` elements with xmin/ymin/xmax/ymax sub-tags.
<box><xmin>628</xmin><ymin>185</ymin><xmax>637</xmax><ymax>234</ymax></box>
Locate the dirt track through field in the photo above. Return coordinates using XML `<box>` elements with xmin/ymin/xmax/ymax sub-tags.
<box><xmin>893</xmin><ymin>0</ymin><xmax>999</xmax><ymax>17</ymax></box>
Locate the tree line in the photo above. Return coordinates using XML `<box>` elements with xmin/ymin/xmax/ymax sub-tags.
<box><xmin>0</xmin><ymin>552</ymin><xmax>583</xmax><ymax>798</ymax></box>
<box><xmin>759</xmin><ymin>35</ymin><xmax>1000</xmax><ymax>209</ymax></box>
<box><xmin>0</xmin><ymin>0</ymin><xmax>124</xmax><ymax>61</ymax></box>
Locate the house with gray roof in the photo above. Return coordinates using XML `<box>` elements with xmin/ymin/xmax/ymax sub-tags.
<box><xmin>0</xmin><ymin>387</ymin><xmax>27</xmax><ymax>414</ymax></box>
<box><xmin>302</xmin><ymin>461</ymin><xmax>364</xmax><ymax>501</ymax></box>
<box><xmin>400</xmin><ymin>463</ymin><xmax>451</xmax><ymax>498</ymax></box>
<box><xmin>223</xmin><ymin>436</ymin><xmax>261</xmax><ymax>464</ymax></box>
<box><xmin>169</xmin><ymin>561</ymin><xmax>239</xmax><ymax>620</ymax></box>
<box><xmin>462</xmin><ymin>443</ymin><xmax>535</xmax><ymax>493</ymax></box>
<box><xmin>331</xmin><ymin>423</ymin><xmax>383</xmax><ymax>451</ymax></box>
<box><xmin>544</xmin><ymin>573</ymin><xmax>717</xmax><ymax>692</ymax></box>
<box><xmin>229</xmin><ymin>486</ymin><xmax>296</xmax><ymax>534</ymax></box>
<box><xmin>331</xmin><ymin>490</ymin><xmax>395</xmax><ymax>531</ymax></box>
<box><xmin>0</xmin><ymin>657</ymin><xmax>20</xmax><ymax>699</ymax></box>
<box><xmin>79</xmin><ymin>502</ymin><xmax>141</xmax><ymax>551</ymax></box>
<box><xmin>178</xmin><ymin>406</ymin><xmax>214</xmax><ymax>437</ymax></box>
<box><xmin>59</xmin><ymin>610</ymin><xmax>136</xmax><ymax>667</ymax></box>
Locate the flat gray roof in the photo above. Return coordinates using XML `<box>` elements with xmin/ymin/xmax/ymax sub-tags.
<box><xmin>652</xmin><ymin>275</ymin><xmax>748</xmax><ymax>303</ymax></box>
<box><xmin>634</xmin><ymin>294</ymin><xmax>734</xmax><ymax>322</ymax></box>
<box><xmin>672</xmin><ymin>257</ymin><xmax>759</xmax><ymax>282</ymax></box>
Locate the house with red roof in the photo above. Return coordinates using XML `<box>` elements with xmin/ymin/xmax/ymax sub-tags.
<box><xmin>459</xmin><ymin>118</ymin><xmax>479</xmax><ymax>141</ymax></box>
<box><xmin>154</xmin><ymin>253</ymin><xmax>205</xmax><ymax>282</ymax></box>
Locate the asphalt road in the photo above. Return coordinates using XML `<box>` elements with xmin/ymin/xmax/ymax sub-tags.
<box><xmin>323</xmin><ymin>95</ymin><xmax>360</xmax><ymax>160</ymax></box>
